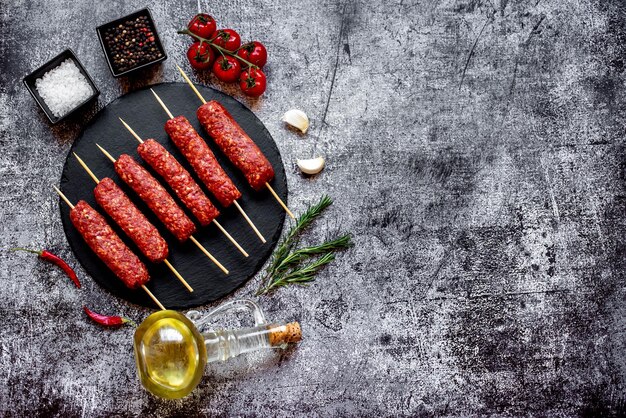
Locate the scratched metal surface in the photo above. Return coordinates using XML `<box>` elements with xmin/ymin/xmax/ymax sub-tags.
<box><xmin>2</xmin><ymin>0</ymin><xmax>626</xmax><ymax>416</ymax></box>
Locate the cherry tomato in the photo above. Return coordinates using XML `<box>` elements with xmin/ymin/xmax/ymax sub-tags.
<box><xmin>212</xmin><ymin>56</ymin><xmax>242</xmax><ymax>82</ymax></box>
<box><xmin>237</xmin><ymin>41</ymin><xmax>268</xmax><ymax>68</ymax></box>
<box><xmin>239</xmin><ymin>68</ymin><xmax>267</xmax><ymax>97</ymax></box>
<box><xmin>187</xmin><ymin>41</ymin><xmax>215</xmax><ymax>70</ymax></box>
<box><xmin>187</xmin><ymin>14</ymin><xmax>217</xmax><ymax>39</ymax></box>
<box><xmin>212</xmin><ymin>29</ymin><xmax>241</xmax><ymax>52</ymax></box>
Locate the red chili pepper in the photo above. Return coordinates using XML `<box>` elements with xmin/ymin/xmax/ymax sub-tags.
<box><xmin>83</xmin><ymin>306</ymin><xmax>136</xmax><ymax>327</ymax></box>
<box><xmin>11</xmin><ymin>247</ymin><xmax>80</xmax><ymax>288</ymax></box>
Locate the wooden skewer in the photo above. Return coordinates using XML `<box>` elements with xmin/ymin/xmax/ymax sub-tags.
<box><xmin>150</xmin><ymin>88</ymin><xmax>174</xmax><ymax>119</ymax></box>
<box><xmin>73</xmin><ymin>153</ymin><xmax>194</xmax><ymax>293</ymax></box>
<box><xmin>96</xmin><ymin>143</ymin><xmax>116</xmax><ymax>163</ymax></box>
<box><xmin>52</xmin><ymin>185</ymin><xmax>166</xmax><ymax>310</ymax></box>
<box><xmin>212</xmin><ymin>219</ymin><xmax>248</xmax><ymax>257</ymax></box>
<box><xmin>119</xmin><ymin>118</ymin><xmax>143</xmax><ymax>143</ymax></box>
<box><xmin>266</xmin><ymin>182</ymin><xmax>295</xmax><ymax>219</ymax></box>
<box><xmin>162</xmin><ymin>259</ymin><xmax>192</xmax><ymax>292</ymax></box>
<box><xmin>53</xmin><ymin>185</ymin><xmax>74</xmax><ymax>209</ymax></box>
<box><xmin>118</xmin><ymin>118</ymin><xmax>250</xmax><ymax>257</ymax></box>
<box><xmin>95</xmin><ymin>143</ymin><xmax>229</xmax><ymax>275</ymax></box>
<box><xmin>141</xmin><ymin>285</ymin><xmax>166</xmax><ymax>310</ymax></box>
<box><xmin>74</xmin><ymin>153</ymin><xmax>101</xmax><ymax>184</ymax></box>
<box><xmin>177</xmin><ymin>64</ymin><xmax>206</xmax><ymax>104</ymax></box>
<box><xmin>233</xmin><ymin>200</ymin><xmax>266</xmax><ymax>243</ymax></box>
<box><xmin>189</xmin><ymin>236</ymin><xmax>229</xmax><ymax>274</ymax></box>
<box><xmin>173</xmin><ymin>67</ymin><xmax>295</xmax><ymax>220</ymax></box>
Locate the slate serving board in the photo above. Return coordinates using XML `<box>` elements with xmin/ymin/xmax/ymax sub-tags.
<box><xmin>59</xmin><ymin>82</ymin><xmax>287</xmax><ymax>309</ymax></box>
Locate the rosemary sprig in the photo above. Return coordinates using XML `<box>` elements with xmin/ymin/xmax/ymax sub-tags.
<box><xmin>264</xmin><ymin>195</ymin><xmax>333</xmax><ymax>276</ymax></box>
<box><xmin>258</xmin><ymin>253</ymin><xmax>336</xmax><ymax>294</ymax></box>
<box><xmin>272</xmin><ymin>234</ymin><xmax>353</xmax><ymax>275</ymax></box>
<box><xmin>283</xmin><ymin>195</ymin><xmax>332</xmax><ymax>245</ymax></box>
<box><xmin>257</xmin><ymin>195</ymin><xmax>353</xmax><ymax>295</ymax></box>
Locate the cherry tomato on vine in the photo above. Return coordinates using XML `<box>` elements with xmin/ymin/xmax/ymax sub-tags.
<box><xmin>187</xmin><ymin>41</ymin><xmax>215</xmax><ymax>70</ymax></box>
<box><xmin>237</xmin><ymin>41</ymin><xmax>268</xmax><ymax>68</ymax></box>
<box><xmin>187</xmin><ymin>14</ymin><xmax>217</xmax><ymax>39</ymax></box>
<box><xmin>212</xmin><ymin>56</ymin><xmax>242</xmax><ymax>82</ymax></box>
<box><xmin>212</xmin><ymin>29</ymin><xmax>241</xmax><ymax>52</ymax></box>
<box><xmin>239</xmin><ymin>68</ymin><xmax>267</xmax><ymax>97</ymax></box>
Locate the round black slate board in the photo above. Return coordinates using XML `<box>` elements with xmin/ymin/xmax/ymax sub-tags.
<box><xmin>59</xmin><ymin>83</ymin><xmax>286</xmax><ymax>309</ymax></box>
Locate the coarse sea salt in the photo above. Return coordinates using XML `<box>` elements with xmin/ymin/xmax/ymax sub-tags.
<box><xmin>35</xmin><ymin>59</ymin><xmax>94</xmax><ymax>118</ymax></box>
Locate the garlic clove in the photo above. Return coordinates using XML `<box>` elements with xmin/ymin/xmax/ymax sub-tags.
<box><xmin>282</xmin><ymin>109</ymin><xmax>309</xmax><ymax>133</ymax></box>
<box><xmin>297</xmin><ymin>157</ymin><xmax>325</xmax><ymax>175</ymax></box>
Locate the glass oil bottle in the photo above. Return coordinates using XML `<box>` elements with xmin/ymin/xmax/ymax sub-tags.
<box><xmin>133</xmin><ymin>299</ymin><xmax>301</xmax><ymax>399</ymax></box>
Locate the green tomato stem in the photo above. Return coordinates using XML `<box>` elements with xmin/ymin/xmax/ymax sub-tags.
<box><xmin>179</xmin><ymin>29</ymin><xmax>259</xmax><ymax>69</ymax></box>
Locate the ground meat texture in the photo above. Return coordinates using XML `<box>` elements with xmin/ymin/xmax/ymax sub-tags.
<box><xmin>69</xmin><ymin>200</ymin><xmax>149</xmax><ymax>289</ymax></box>
<box><xmin>138</xmin><ymin>139</ymin><xmax>219</xmax><ymax>226</ymax></box>
<box><xmin>94</xmin><ymin>177</ymin><xmax>169</xmax><ymax>263</ymax></box>
<box><xmin>114</xmin><ymin>154</ymin><xmax>196</xmax><ymax>242</ymax></box>
<box><xmin>197</xmin><ymin>101</ymin><xmax>275</xmax><ymax>192</ymax></box>
<box><xmin>164</xmin><ymin>116</ymin><xmax>241</xmax><ymax>207</ymax></box>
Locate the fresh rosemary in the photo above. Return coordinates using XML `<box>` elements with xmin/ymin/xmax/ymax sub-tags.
<box><xmin>257</xmin><ymin>195</ymin><xmax>352</xmax><ymax>295</ymax></box>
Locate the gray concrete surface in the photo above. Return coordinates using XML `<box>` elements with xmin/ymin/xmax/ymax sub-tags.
<box><xmin>2</xmin><ymin>0</ymin><xmax>626</xmax><ymax>415</ymax></box>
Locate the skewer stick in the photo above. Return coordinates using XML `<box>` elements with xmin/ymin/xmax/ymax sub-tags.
<box><xmin>119</xmin><ymin>118</ymin><xmax>143</xmax><ymax>144</ymax></box>
<box><xmin>233</xmin><ymin>200</ymin><xmax>266</xmax><ymax>243</ymax></box>
<box><xmin>96</xmin><ymin>143</ymin><xmax>116</xmax><ymax>163</ymax></box>
<box><xmin>96</xmin><ymin>144</ymin><xmax>229</xmax><ymax>274</ymax></box>
<box><xmin>141</xmin><ymin>285</ymin><xmax>166</xmax><ymax>310</ymax></box>
<box><xmin>163</xmin><ymin>260</ymin><xmax>193</xmax><ymax>292</ymax></box>
<box><xmin>174</xmin><ymin>66</ymin><xmax>295</xmax><ymax>220</ymax></box>
<box><xmin>52</xmin><ymin>185</ymin><xmax>166</xmax><ymax>310</ymax></box>
<box><xmin>73</xmin><ymin>153</ymin><xmax>100</xmax><ymax>182</ymax></box>
<box><xmin>53</xmin><ymin>185</ymin><xmax>74</xmax><ymax>209</ymax></box>
<box><xmin>73</xmin><ymin>153</ymin><xmax>194</xmax><ymax>293</ymax></box>
<box><xmin>189</xmin><ymin>236</ymin><xmax>229</xmax><ymax>274</ymax></box>
<box><xmin>118</xmin><ymin>118</ymin><xmax>251</xmax><ymax>255</ymax></box>
<box><xmin>73</xmin><ymin>153</ymin><xmax>100</xmax><ymax>183</ymax></box>
<box><xmin>266</xmin><ymin>182</ymin><xmax>295</xmax><ymax>219</ymax></box>
<box><xmin>212</xmin><ymin>220</ymin><xmax>248</xmax><ymax>257</ymax></box>
<box><xmin>150</xmin><ymin>88</ymin><xmax>174</xmax><ymax>119</ymax></box>
<box><xmin>177</xmin><ymin>64</ymin><xmax>206</xmax><ymax>104</ymax></box>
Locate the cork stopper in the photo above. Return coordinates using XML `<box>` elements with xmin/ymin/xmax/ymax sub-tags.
<box><xmin>268</xmin><ymin>322</ymin><xmax>302</xmax><ymax>347</ymax></box>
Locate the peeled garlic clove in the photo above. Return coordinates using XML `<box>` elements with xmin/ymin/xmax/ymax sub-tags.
<box><xmin>297</xmin><ymin>157</ymin><xmax>325</xmax><ymax>175</ymax></box>
<box><xmin>282</xmin><ymin>109</ymin><xmax>309</xmax><ymax>133</ymax></box>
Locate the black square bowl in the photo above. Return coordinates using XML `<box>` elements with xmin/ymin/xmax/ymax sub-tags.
<box><xmin>23</xmin><ymin>49</ymin><xmax>100</xmax><ymax>124</ymax></box>
<box><xmin>96</xmin><ymin>8</ymin><xmax>167</xmax><ymax>77</ymax></box>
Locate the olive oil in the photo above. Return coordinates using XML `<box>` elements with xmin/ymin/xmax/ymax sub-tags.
<box><xmin>134</xmin><ymin>311</ymin><xmax>206</xmax><ymax>399</ymax></box>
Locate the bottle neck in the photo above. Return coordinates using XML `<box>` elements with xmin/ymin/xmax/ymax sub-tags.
<box><xmin>202</xmin><ymin>322</ymin><xmax>301</xmax><ymax>363</ymax></box>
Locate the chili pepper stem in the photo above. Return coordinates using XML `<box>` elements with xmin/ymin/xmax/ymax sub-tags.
<box><xmin>10</xmin><ymin>247</ymin><xmax>42</xmax><ymax>255</ymax></box>
<box><xmin>122</xmin><ymin>317</ymin><xmax>138</xmax><ymax>327</ymax></box>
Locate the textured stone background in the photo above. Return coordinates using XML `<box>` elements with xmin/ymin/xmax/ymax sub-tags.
<box><xmin>2</xmin><ymin>0</ymin><xmax>626</xmax><ymax>415</ymax></box>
